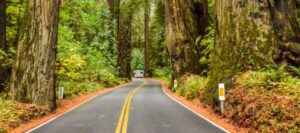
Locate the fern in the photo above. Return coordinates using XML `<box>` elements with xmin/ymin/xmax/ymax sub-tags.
<box><xmin>291</xmin><ymin>66</ymin><xmax>300</xmax><ymax>77</ymax></box>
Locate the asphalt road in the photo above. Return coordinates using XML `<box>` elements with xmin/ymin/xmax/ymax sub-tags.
<box><xmin>28</xmin><ymin>79</ymin><xmax>227</xmax><ymax>133</ymax></box>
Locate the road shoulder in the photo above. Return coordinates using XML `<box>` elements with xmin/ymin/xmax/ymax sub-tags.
<box><xmin>151</xmin><ymin>79</ymin><xmax>249</xmax><ymax>133</ymax></box>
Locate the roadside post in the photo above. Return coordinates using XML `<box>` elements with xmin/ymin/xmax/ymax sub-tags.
<box><xmin>218</xmin><ymin>83</ymin><xmax>225</xmax><ymax>113</ymax></box>
<box><xmin>59</xmin><ymin>87</ymin><xmax>64</xmax><ymax>99</ymax></box>
<box><xmin>174</xmin><ymin>80</ymin><xmax>178</xmax><ymax>89</ymax></box>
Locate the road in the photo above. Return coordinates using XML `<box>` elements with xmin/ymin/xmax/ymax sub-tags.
<box><xmin>28</xmin><ymin>79</ymin><xmax>227</xmax><ymax>133</ymax></box>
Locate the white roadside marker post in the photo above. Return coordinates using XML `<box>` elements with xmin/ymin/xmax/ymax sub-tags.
<box><xmin>59</xmin><ymin>87</ymin><xmax>64</xmax><ymax>99</ymax></box>
<box><xmin>174</xmin><ymin>80</ymin><xmax>178</xmax><ymax>89</ymax></box>
<box><xmin>61</xmin><ymin>87</ymin><xmax>64</xmax><ymax>99</ymax></box>
<box><xmin>218</xmin><ymin>83</ymin><xmax>225</xmax><ymax>113</ymax></box>
<box><xmin>58</xmin><ymin>87</ymin><xmax>61</xmax><ymax>99</ymax></box>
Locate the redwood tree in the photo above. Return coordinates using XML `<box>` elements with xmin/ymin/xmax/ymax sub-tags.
<box><xmin>117</xmin><ymin>1</ymin><xmax>133</xmax><ymax>80</ymax></box>
<box><xmin>207</xmin><ymin>0</ymin><xmax>300</xmax><ymax>103</ymax></box>
<box><xmin>10</xmin><ymin>0</ymin><xmax>60</xmax><ymax>109</ymax></box>
<box><xmin>164</xmin><ymin>0</ymin><xmax>208</xmax><ymax>84</ymax></box>
<box><xmin>0</xmin><ymin>0</ymin><xmax>7</xmax><ymax>92</ymax></box>
<box><xmin>144</xmin><ymin>0</ymin><xmax>151</xmax><ymax>77</ymax></box>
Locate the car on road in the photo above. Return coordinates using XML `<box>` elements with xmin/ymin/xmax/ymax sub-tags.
<box><xmin>134</xmin><ymin>70</ymin><xmax>144</xmax><ymax>78</ymax></box>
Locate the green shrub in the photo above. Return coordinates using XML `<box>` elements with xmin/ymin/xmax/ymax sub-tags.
<box><xmin>232</xmin><ymin>69</ymin><xmax>300</xmax><ymax>132</ymax></box>
<box><xmin>0</xmin><ymin>99</ymin><xmax>49</xmax><ymax>133</ymax></box>
<box><xmin>152</xmin><ymin>67</ymin><xmax>171</xmax><ymax>77</ymax></box>
<box><xmin>176</xmin><ymin>75</ymin><xmax>207</xmax><ymax>100</ymax></box>
<box><xmin>291</xmin><ymin>66</ymin><xmax>300</xmax><ymax>77</ymax></box>
<box><xmin>131</xmin><ymin>48</ymin><xmax>145</xmax><ymax>71</ymax></box>
<box><xmin>237</xmin><ymin>67</ymin><xmax>300</xmax><ymax>92</ymax></box>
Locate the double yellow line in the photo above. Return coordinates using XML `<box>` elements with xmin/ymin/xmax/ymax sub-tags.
<box><xmin>115</xmin><ymin>82</ymin><xmax>147</xmax><ymax>133</ymax></box>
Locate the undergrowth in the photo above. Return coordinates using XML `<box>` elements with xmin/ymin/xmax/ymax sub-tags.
<box><xmin>58</xmin><ymin>78</ymin><xmax>126</xmax><ymax>99</ymax></box>
<box><xmin>176</xmin><ymin>74</ymin><xmax>207</xmax><ymax>100</ymax></box>
<box><xmin>152</xmin><ymin>67</ymin><xmax>172</xmax><ymax>84</ymax></box>
<box><xmin>166</xmin><ymin>69</ymin><xmax>300</xmax><ymax>132</ymax></box>
<box><xmin>0</xmin><ymin>99</ymin><xmax>49</xmax><ymax>133</ymax></box>
<box><xmin>226</xmin><ymin>69</ymin><xmax>300</xmax><ymax>132</ymax></box>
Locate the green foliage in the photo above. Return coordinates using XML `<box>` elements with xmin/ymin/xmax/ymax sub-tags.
<box><xmin>207</xmin><ymin>0</ymin><xmax>215</xmax><ymax>20</ymax></box>
<box><xmin>176</xmin><ymin>75</ymin><xmax>208</xmax><ymax>100</ymax></box>
<box><xmin>131</xmin><ymin>48</ymin><xmax>145</xmax><ymax>70</ymax></box>
<box><xmin>57</xmin><ymin>0</ymin><xmax>123</xmax><ymax>98</ymax></box>
<box><xmin>6</xmin><ymin>0</ymin><xmax>26</xmax><ymax>47</ymax></box>
<box><xmin>237</xmin><ymin>68</ymin><xmax>300</xmax><ymax>93</ymax></box>
<box><xmin>0</xmin><ymin>98</ymin><xmax>49</xmax><ymax>133</ymax></box>
<box><xmin>152</xmin><ymin>67</ymin><xmax>171</xmax><ymax>78</ymax></box>
<box><xmin>291</xmin><ymin>66</ymin><xmax>300</xmax><ymax>77</ymax></box>
<box><xmin>197</xmin><ymin>26</ymin><xmax>214</xmax><ymax>66</ymax></box>
<box><xmin>59</xmin><ymin>81</ymin><xmax>100</xmax><ymax>98</ymax></box>
<box><xmin>150</xmin><ymin>0</ymin><xmax>170</xmax><ymax>71</ymax></box>
<box><xmin>227</xmin><ymin>70</ymin><xmax>300</xmax><ymax>132</ymax></box>
<box><xmin>1</xmin><ymin>1</ymin><xmax>26</xmax><ymax>70</ymax></box>
<box><xmin>0</xmin><ymin>49</ymin><xmax>5</xmax><ymax>61</ymax></box>
<box><xmin>0</xmin><ymin>48</ymin><xmax>15</xmax><ymax>68</ymax></box>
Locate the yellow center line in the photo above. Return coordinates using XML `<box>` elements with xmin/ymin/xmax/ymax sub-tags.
<box><xmin>115</xmin><ymin>82</ymin><xmax>147</xmax><ymax>133</ymax></box>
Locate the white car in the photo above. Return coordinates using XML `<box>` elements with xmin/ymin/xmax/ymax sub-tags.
<box><xmin>134</xmin><ymin>70</ymin><xmax>144</xmax><ymax>78</ymax></box>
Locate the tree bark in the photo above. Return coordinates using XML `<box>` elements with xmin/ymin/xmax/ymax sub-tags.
<box><xmin>0</xmin><ymin>0</ymin><xmax>7</xmax><ymax>92</ymax></box>
<box><xmin>117</xmin><ymin>3</ymin><xmax>132</xmax><ymax>80</ymax></box>
<box><xmin>107</xmin><ymin>0</ymin><xmax>114</xmax><ymax>14</ymax></box>
<box><xmin>0</xmin><ymin>0</ymin><xmax>5</xmax><ymax>51</ymax></box>
<box><xmin>164</xmin><ymin>0</ymin><xmax>208</xmax><ymax>84</ymax></box>
<box><xmin>207</xmin><ymin>0</ymin><xmax>300</xmax><ymax>104</ymax></box>
<box><xmin>144</xmin><ymin>0</ymin><xmax>151</xmax><ymax>77</ymax></box>
<box><xmin>9</xmin><ymin>0</ymin><xmax>60</xmax><ymax>109</ymax></box>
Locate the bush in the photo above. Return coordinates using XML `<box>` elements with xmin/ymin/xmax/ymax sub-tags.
<box><xmin>0</xmin><ymin>99</ymin><xmax>49</xmax><ymax>133</ymax></box>
<box><xmin>226</xmin><ymin>69</ymin><xmax>300</xmax><ymax>132</ymax></box>
<box><xmin>291</xmin><ymin>66</ymin><xmax>300</xmax><ymax>77</ymax></box>
<box><xmin>152</xmin><ymin>67</ymin><xmax>171</xmax><ymax>78</ymax></box>
<box><xmin>176</xmin><ymin>75</ymin><xmax>208</xmax><ymax>100</ymax></box>
<box><xmin>237</xmin><ymin>68</ymin><xmax>299</xmax><ymax>92</ymax></box>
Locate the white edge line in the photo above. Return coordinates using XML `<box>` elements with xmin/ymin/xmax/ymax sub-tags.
<box><xmin>26</xmin><ymin>83</ymin><xmax>131</xmax><ymax>133</ymax></box>
<box><xmin>159</xmin><ymin>81</ymin><xmax>230</xmax><ymax>133</ymax></box>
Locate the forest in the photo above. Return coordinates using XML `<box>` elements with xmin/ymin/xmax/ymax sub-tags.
<box><xmin>0</xmin><ymin>0</ymin><xmax>300</xmax><ymax>132</ymax></box>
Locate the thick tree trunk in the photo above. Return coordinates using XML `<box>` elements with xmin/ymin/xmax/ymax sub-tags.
<box><xmin>0</xmin><ymin>0</ymin><xmax>5</xmax><ymax>51</ymax></box>
<box><xmin>9</xmin><ymin>0</ymin><xmax>60</xmax><ymax>109</ymax></box>
<box><xmin>0</xmin><ymin>0</ymin><xmax>8</xmax><ymax>92</ymax></box>
<box><xmin>144</xmin><ymin>0</ymin><xmax>151</xmax><ymax>77</ymax></box>
<box><xmin>207</xmin><ymin>0</ymin><xmax>300</xmax><ymax>104</ymax></box>
<box><xmin>106</xmin><ymin>0</ymin><xmax>117</xmax><ymax>67</ymax></box>
<box><xmin>117</xmin><ymin>6</ymin><xmax>132</xmax><ymax>80</ymax></box>
<box><xmin>164</xmin><ymin>0</ymin><xmax>208</xmax><ymax>83</ymax></box>
<box><xmin>107</xmin><ymin>0</ymin><xmax>114</xmax><ymax>13</ymax></box>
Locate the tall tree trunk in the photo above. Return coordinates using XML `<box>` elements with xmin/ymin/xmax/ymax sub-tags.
<box><xmin>144</xmin><ymin>0</ymin><xmax>151</xmax><ymax>77</ymax></box>
<box><xmin>0</xmin><ymin>0</ymin><xmax>7</xmax><ymax>92</ymax></box>
<box><xmin>107</xmin><ymin>0</ymin><xmax>114</xmax><ymax>14</ymax></box>
<box><xmin>164</xmin><ymin>0</ymin><xmax>208</xmax><ymax>84</ymax></box>
<box><xmin>117</xmin><ymin>5</ymin><xmax>132</xmax><ymax>80</ymax></box>
<box><xmin>0</xmin><ymin>0</ymin><xmax>5</xmax><ymax>51</ymax></box>
<box><xmin>207</xmin><ymin>0</ymin><xmax>300</xmax><ymax>104</ymax></box>
<box><xmin>106</xmin><ymin>0</ymin><xmax>117</xmax><ymax>67</ymax></box>
<box><xmin>9</xmin><ymin>0</ymin><xmax>60</xmax><ymax>109</ymax></box>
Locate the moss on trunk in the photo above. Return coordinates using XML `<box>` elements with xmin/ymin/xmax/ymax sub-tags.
<box><xmin>206</xmin><ymin>0</ymin><xmax>300</xmax><ymax>105</ymax></box>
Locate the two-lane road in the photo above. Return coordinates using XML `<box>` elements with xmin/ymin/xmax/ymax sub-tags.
<box><xmin>28</xmin><ymin>79</ymin><xmax>227</xmax><ymax>133</ymax></box>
